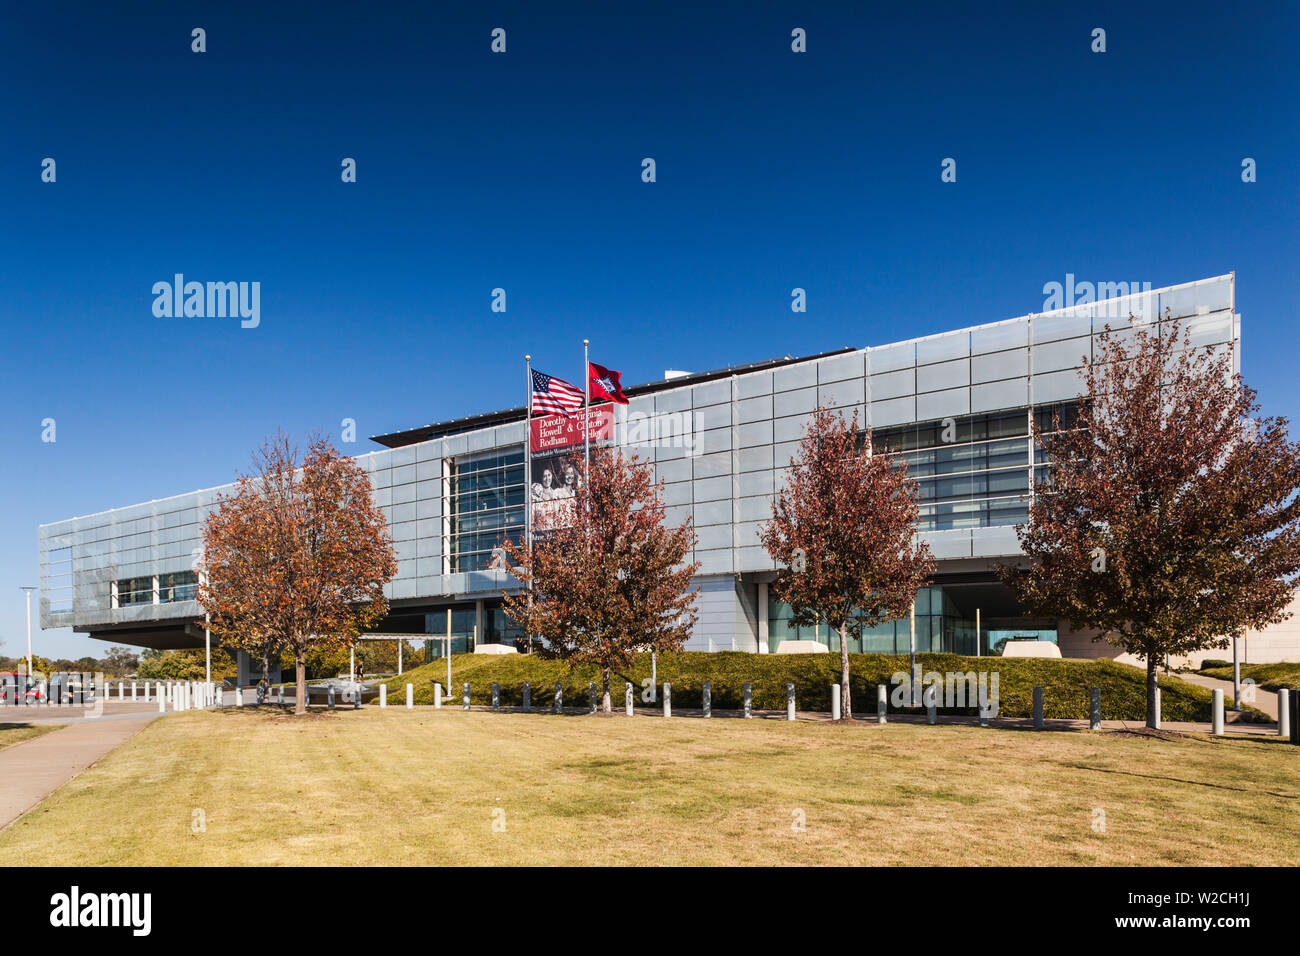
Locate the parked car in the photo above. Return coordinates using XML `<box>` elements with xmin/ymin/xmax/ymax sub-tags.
<box><xmin>0</xmin><ymin>672</ymin><xmax>43</xmax><ymax>703</ymax></box>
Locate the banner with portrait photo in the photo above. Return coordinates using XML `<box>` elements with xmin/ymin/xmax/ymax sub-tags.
<box><xmin>530</xmin><ymin>450</ymin><xmax>582</xmax><ymax>533</ymax></box>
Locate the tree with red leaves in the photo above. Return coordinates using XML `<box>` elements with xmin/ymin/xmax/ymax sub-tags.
<box><xmin>198</xmin><ymin>434</ymin><xmax>398</xmax><ymax>715</ymax></box>
<box><xmin>760</xmin><ymin>406</ymin><xmax>935</xmax><ymax>719</ymax></box>
<box><xmin>502</xmin><ymin>446</ymin><xmax>700</xmax><ymax>712</ymax></box>
<box><xmin>1001</xmin><ymin>314</ymin><xmax>1300</xmax><ymax>728</ymax></box>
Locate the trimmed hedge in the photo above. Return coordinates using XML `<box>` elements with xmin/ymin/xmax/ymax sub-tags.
<box><xmin>381</xmin><ymin>651</ymin><xmax>1235</xmax><ymax>722</ymax></box>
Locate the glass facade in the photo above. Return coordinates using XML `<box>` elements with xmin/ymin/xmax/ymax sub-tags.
<box><xmin>769</xmin><ymin>586</ymin><xmax>977</xmax><ymax>654</ymax></box>
<box><xmin>115</xmin><ymin>576</ymin><xmax>153</xmax><ymax>607</ymax></box>
<box><xmin>874</xmin><ymin>404</ymin><xmax>1077</xmax><ymax>532</ymax></box>
<box><xmin>159</xmin><ymin>571</ymin><xmax>197</xmax><ymax>603</ymax></box>
<box><xmin>449</xmin><ymin>448</ymin><xmax>526</xmax><ymax>572</ymax></box>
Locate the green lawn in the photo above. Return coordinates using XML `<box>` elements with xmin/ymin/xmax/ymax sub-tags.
<box><xmin>383</xmin><ymin>651</ymin><xmax>1250</xmax><ymax>721</ymax></box>
<box><xmin>0</xmin><ymin>723</ymin><xmax>59</xmax><ymax>751</ymax></box>
<box><xmin>0</xmin><ymin>707</ymin><xmax>1295</xmax><ymax>866</ymax></box>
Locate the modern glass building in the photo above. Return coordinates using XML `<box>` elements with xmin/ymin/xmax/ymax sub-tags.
<box><xmin>38</xmin><ymin>275</ymin><xmax>1246</xmax><ymax>661</ymax></box>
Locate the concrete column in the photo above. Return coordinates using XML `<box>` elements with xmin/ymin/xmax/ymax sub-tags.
<box><xmin>379</xmin><ymin>684</ymin><xmax>387</xmax><ymax>708</ymax></box>
<box><xmin>703</xmin><ymin>682</ymin><xmax>712</xmax><ymax>718</ymax></box>
<box><xmin>522</xmin><ymin>682</ymin><xmax>531</xmax><ymax>713</ymax></box>
<box><xmin>1212</xmin><ymin>688</ymin><xmax>1225</xmax><ymax>735</ymax></box>
<box><xmin>1033</xmin><ymin>687</ymin><xmax>1044</xmax><ymax>730</ymax></box>
<box><xmin>405</xmin><ymin>683</ymin><xmax>413</xmax><ymax>709</ymax></box>
<box><xmin>743</xmin><ymin>683</ymin><xmax>752</xmax><ymax>718</ymax></box>
<box><xmin>830</xmin><ymin>684</ymin><xmax>841</xmax><ymax>721</ymax></box>
<box><xmin>462</xmin><ymin>682</ymin><xmax>471</xmax><ymax>710</ymax></box>
<box><xmin>925</xmin><ymin>684</ymin><xmax>937</xmax><ymax>724</ymax></box>
<box><xmin>492</xmin><ymin>683</ymin><xmax>500</xmax><ymax>711</ymax></box>
<box><xmin>625</xmin><ymin>682</ymin><xmax>633</xmax><ymax>716</ymax></box>
<box><xmin>876</xmin><ymin>684</ymin><xmax>887</xmax><ymax>724</ymax></box>
<box><xmin>663</xmin><ymin>683</ymin><xmax>672</xmax><ymax>718</ymax></box>
<box><xmin>1278</xmin><ymin>688</ymin><xmax>1289</xmax><ymax>738</ymax></box>
<box><xmin>553</xmin><ymin>683</ymin><xmax>562</xmax><ymax>714</ymax></box>
<box><xmin>786</xmin><ymin>683</ymin><xmax>795</xmax><ymax>721</ymax></box>
<box><xmin>1089</xmin><ymin>687</ymin><xmax>1101</xmax><ymax>731</ymax></box>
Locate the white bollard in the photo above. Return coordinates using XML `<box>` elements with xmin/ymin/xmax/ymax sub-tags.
<box><xmin>1212</xmin><ymin>688</ymin><xmax>1225</xmax><ymax>735</ymax></box>
<box><xmin>663</xmin><ymin>683</ymin><xmax>672</xmax><ymax>718</ymax></box>
<box><xmin>1280</xmin><ymin>688</ymin><xmax>1291</xmax><ymax>738</ymax></box>
<box><xmin>235</xmin><ymin>685</ymin><xmax>243</xmax><ymax>708</ymax></box>
<box><xmin>379</xmin><ymin>684</ymin><xmax>387</xmax><ymax>708</ymax></box>
<box><xmin>406</xmin><ymin>683</ymin><xmax>413</xmax><ymax>709</ymax></box>
<box><xmin>158</xmin><ymin>693</ymin><xmax>165</xmax><ymax>713</ymax></box>
<box><xmin>118</xmin><ymin>681</ymin><xmax>124</xmax><ymax>700</ymax></box>
<box><xmin>131</xmin><ymin>681</ymin><xmax>138</xmax><ymax>701</ymax></box>
<box><xmin>877</xmin><ymin>684</ymin><xmax>887</xmax><ymax>724</ymax></box>
<box><xmin>786</xmin><ymin>683</ymin><xmax>796</xmax><ymax>721</ymax></box>
<box><xmin>434</xmin><ymin>683</ymin><xmax>442</xmax><ymax>708</ymax></box>
<box><xmin>925</xmin><ymin>684</ymin><xmax>937</xmax><ymax>724</ymax></box>
<box><xmin>1153</xmin><ymin>686</ymin><xmax>1162</xmax><ymax>730</ymax></box>
<box><xmin>625</xmin><ymin>681</ymin><xmax>634</xmax><ymax>717</ymax></box>
<box><xmin>830</xmin><ymin>684</ymin><xmax>841</xmax><ymax>721</ymax></box>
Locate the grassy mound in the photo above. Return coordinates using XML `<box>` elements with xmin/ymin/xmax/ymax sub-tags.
<box><xmin>1199</xmin><ymin>661</ymin><xmax>1300</xmax><ymax>693</ymax></box>
<box><xmin>379</xmin><ymin>651</ymin><xmax>1236</xmax><ymax>721</ymax></box>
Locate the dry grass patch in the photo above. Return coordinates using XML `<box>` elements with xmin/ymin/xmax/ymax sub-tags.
<box><xmin>0</xmin><ymin>708</ymin><xmax>1295</xmax><ymax>866</ymax></box>
<box><xmin>0</xmin><ymin>722</ymin><xmax>60</xmax><ymax>751</ymax></box>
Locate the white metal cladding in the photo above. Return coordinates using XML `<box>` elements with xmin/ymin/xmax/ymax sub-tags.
<box><xmin>40</xmin><ymin>275</ymin><xmax>1238</xmax><ymax>641</ymax></box>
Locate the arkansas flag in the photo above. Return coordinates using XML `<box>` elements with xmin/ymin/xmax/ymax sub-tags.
<box><xmin>588</xmin><ymin>361</ymin><xmax>629</xmax><ymax>404</ymax></box>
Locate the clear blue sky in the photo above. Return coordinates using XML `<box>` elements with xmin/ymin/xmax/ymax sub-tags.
<box><xmin>2</xmin><ymin>0</ymin><xmax>1297</xmax><ymax>659</ymax></box>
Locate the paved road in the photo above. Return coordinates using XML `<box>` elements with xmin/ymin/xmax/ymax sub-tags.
<box><xmin>0</xmin><ymin>710</ymin><xmax>161</xmax><ymax>830</ymax></box>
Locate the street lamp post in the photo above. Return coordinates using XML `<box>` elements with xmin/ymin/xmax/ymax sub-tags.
<box><xmin>20</xmin><ymin>587</ymin><xmax>36</xmax><ymax>695</ymax></box>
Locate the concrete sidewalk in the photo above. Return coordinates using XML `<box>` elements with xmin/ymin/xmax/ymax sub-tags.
<box><xmin>0</xmin><ymin>711</ymin><xmax>161</xmax><ymax>830</ymax></box>
<box><xmin>1177</xmin><ymin>672</ymin><xmax>1280</xmax><ymax>719</ymax></box>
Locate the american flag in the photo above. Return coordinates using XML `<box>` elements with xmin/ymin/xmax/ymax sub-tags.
<box><xmin>531</xmin><ymin>369</ymin><xmax>584</xmax><ymax>417</ymax></box>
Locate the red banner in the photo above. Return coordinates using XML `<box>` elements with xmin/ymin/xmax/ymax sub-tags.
<box><xmin>530</xmin><ymin>405</ymin><xmax>613</xmax><ymax>452</ymax></box>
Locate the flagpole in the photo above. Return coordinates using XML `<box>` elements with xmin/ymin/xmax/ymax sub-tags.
<box><xmin>583</xmin><ymin>339</ymin><xmax>590</xmax><ymax>479</ymax></box>
<box><xmin>525</xmin><ymin>354</ymin><xmax>534</xmax><ymax>654</ymax></box>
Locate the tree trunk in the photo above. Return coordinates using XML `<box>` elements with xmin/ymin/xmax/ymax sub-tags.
<box><xmin>602</xmin><ymin>667</ymin><xmax>611</xmax><ymax>713</ymax></box>
<box><xmin>839</xmin><ymin>623</ymin><xmax>852</xmax><ymax>719</ymax></box>
<box><xmin>1145</xmin><ymin>654</ymin><xmax>1158</xmax><ymax>729</ymax></box>
<box><xmin>295</xmin><ymin>653</ymin><xmax>307</xmax><ymax>716</ymax></box>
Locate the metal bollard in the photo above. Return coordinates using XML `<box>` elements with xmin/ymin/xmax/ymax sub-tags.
<box><xmin>589</xmin><ymin>682</ymin><xmax>597</xmax><ymax>713</ymax></box>
<box><xmin>876</xmin><ymin>684</ymin><xmax>887</xmax><ymax>724</ymax></box>
<box><xmin>434</xmin><ymin>683</ymin><xmax>442</xmax><ymax>708</ymax></box>
<box><xmin>1089</xmin><ymin>687</ymin><xmax>1101</xmax><ymax>731</ymax></box>
<box><xmin>235</xmin><ymin>686</ymin><xmax>242</xmax><ymax>708</ymax></box>
<box><xmin>1278</xmin><ymin>688</ymin><xmax>1290</xmax><ymax>738</ymax></box>
<box><xmin>830</xmin><ymin>684</ymin><xmax>841</xmax><ymax>721</ymax></box>
<box><xmin>379</xmin><ymin>684</ymin><xmax>387</xmax><ymax>708</ymax></box>
<box><xmin>925</xmin><ymin>684</ymin><xmax>937</xmax><ymax>724</ymax></box>
<box><xmin>523</xmin><ymin>681</ymin><xmax>531</xmax><ymax>713</ymax></box>
<box><xmin>1212</xmin><ymin>688</ymin><xmax>1225</xmax><ymax>735</ymax></box>
<box><xmin>663</xmin><ymin>683</ymin><xmax>672</xmax><ymax>718</ymax></box>
<box><xmin>157</xmin><ymin>693</ymin><xmax>165</xmax><ymax>713</ymax></box>
<box><xmin>743</xmin><ymin>683</ymin><xmax>752</xmax><ymax>718</ymax></box>
<box><xmin>328</xmin><ymin>685</ymin><xmax>335</xmax><ymax>710</ymax></box>
<box><xmin>463</xmin><ymin>682</ymin><xmax>471</xmax><ymax>710</ymax></box>
<box><xmin>703</xmin><ymin>682</ymin><xmax>712</xmax><ymax>718</ymax></box>
<box><xmin>625</xmin><ymin>682</ymin><xmax>633</xmax><ymax>716</ymax></box>
<box><xmin>405</xmin><ymin>683</ymin><xmax>413</xmax><ymax>709</ymax></box>
<box><xmin>1033</xmin><ymin>687</ymin><xmax>1044</xmax><ymax>730</ymax></box>
<box><xmin>553</xmin><ymin>683</ymin><xmax>562</xmax><ymax>714</ymax></box>
<box><xmin>278</xmin><ymin>685</ymin><xmax>285</xmax><ymax>706</ymax></box>
<box><xmin>492</xmin><ymin>682</ymin><xmax>500</xmax><ymax>711</ymax></box>
<box><xmin>1284</xmin><ymin>686</ymin><xmax>1294</xmax><ymax>749</ymax></box>
<box><xmin>1153</xmin><ymin>686</ymin><xmax>1161</xmax><ymax>730</ymax></box>
<box><xmin>786</xmin><ymin>683</ymin><xmax>796</xmax><ymax>721</ymax></box>
<box><xmin>353</xmin><ymin>683</ymin><xmax>360</xmax><ymax>710</ymax></box>
<box><xmin>132</xmin><ymin>681</ymin><xmax>138</xmax><ymax>701</ymax></box>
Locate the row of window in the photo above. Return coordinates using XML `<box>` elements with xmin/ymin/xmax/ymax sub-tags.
<box><xmin>113</xmin><ymin>571</ymin><xmax>197</xmax><ymax>608</ymax></box>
